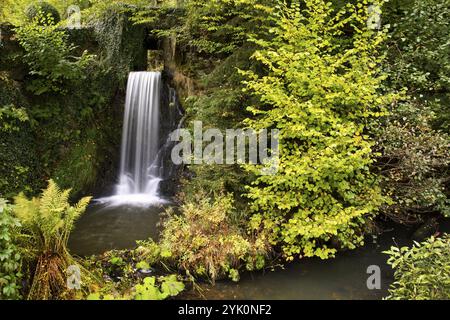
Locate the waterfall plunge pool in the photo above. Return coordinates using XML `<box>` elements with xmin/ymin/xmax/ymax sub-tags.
<box><xmin>68</xmin><ymin>203</ymin><xmax>167</xmax><ymax>256</ymax></box>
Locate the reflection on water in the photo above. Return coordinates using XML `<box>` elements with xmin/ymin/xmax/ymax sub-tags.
<box><xmin>68</xmin><ymin>203</ymin><xmax>166</xmax><ymax>256</ymax></box>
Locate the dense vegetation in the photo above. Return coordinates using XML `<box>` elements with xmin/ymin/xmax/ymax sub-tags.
<box><xmin>384</xmin><ymin>235</ymin><xmax>450</xmax><ymax>300</ymax></box>
<box><xmin>241</xmin><ymin>1</ymin><xmax>391</xmax><ymax>260</ymax></box>
<box><xmin>0</xmin><ymin>0</ymin><xmax>448</xmax><ymax>300</ymax></box>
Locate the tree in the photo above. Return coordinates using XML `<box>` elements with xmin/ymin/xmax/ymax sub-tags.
<box><xmin>241</xmin><ymin>0</ymin><xmax>394</xmax><ymax>260</ymax></box>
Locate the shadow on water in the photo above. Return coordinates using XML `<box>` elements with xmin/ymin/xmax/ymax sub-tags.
<box><xmin>68</xmin><ymin>203</ymin><xmax>167</xmax><ymax>256</ymax></box>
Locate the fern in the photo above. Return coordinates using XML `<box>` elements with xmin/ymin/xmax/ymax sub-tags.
<box><xmin>13</xmin><ymin>179</ymin><xmax>92</xmax><ymax>299</ymax></box>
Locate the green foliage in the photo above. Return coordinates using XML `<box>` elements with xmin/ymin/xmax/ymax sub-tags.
<box><xmin>15</xmin><ymin>14</ymin><xmax>94</xmax><ymax>95</ymax></box>
<box><xmin>52</xmin><ymin>131</ymin><xmax>99</xmax><ymax>197</ymax></box>
<box><xmin>13</xmin><ymin>180</ymin><xmax>92</xmax><ymax>299</ymax></box>
<box><xmin>83</xmin><ymin>239</ymin><xmax>161</xmax><ymax>287</ymax></box>
<box><xmin>83</xmin><ymin>240</ymin><xmax>185</xmax><ymax>300</ymax></box>
<box><xmin>0</xmin><ymin>105</ymin><xmax>29</xmax><ymax>133</ymax></box>
<box><xmin>0</xmin><ymin>128</ymin><xmax>38</xmax><ymax>199</ymax></box>
<box><xmin>135</xmin><ymin>239</ymin><xmax>161</xmax><ymax>266</ymax></box>
<box><xmin>375</xmin><ymin>101</ymin><xmax>450</xmax><ymax>222</ymax></box>
<box><xmin>0</xmin><ymin>0</ymin><xmax>88</xmax><ymax>25</ymax></box>
<box><xmin>384</xmin><ymin>235</ymin><xmax>450</xmax><ymax>300</ymax></box>
<box><xmin>134</xmin><ymin>275</ymin><xmax>184</xmax><ymax>300</ymax></box>
<box><xmin>1</xmin><ymin>0</ymin><xmax>37</xmax><ymax>25</ymax></box>
<box><xmin>25</xmin><ymin>1</ymin><xmax>61</xmax><ymax>24</ymax></box>
<box><xmin>384</xmin><ymin>0</ymin><xmax>450</xmax><ymax>132</ymax></box>
<box><xmin>86</xmin><ymin>275</ymin><xmax>184</xmax><ymax>300</ymax></box>
<box><xmin>82</xmin><ymin>0</ymin><xmax>150</xmax><ymax>22</ymax></box>
<box><xmin>241</xmin><ymin>0</ymin><xmax>393</xmax><ymax>260</ymax></box>
<box><xmin>171</xmin><ymin>0</ymin><xmax>273</xmax><ymax>55</ymax></box>
<box><xmin>385</xmin><ymin>0</ymin><xmax>450</xmax><ymax>103</ymax></box>
<box><xmin>0</xmin><ymin>199</ymin><xmax>22</xmax><ymax>300</ymax></box>
<box><xmin>376</xmin><ymin>0</ymin><xmax>450</xmax><ymax>222</ymax></box>
<box><xmin>0</xmin><ymin>104</ymin><xmax>34</xmax><ymax>197</ymax></box>
<box><xmin>0</xmin><ymin>74</ymin><xmax>39</xmax><ymax>199</ymax></box>
<box><xmin>165</xmin><ymin>3</ymin><xmax>271</xmax><ymax>211</ymax></box>
<box><xmin>159</xmin><ymin>193</ymin><xmax>269</xmax><ymax>283</ymax></box>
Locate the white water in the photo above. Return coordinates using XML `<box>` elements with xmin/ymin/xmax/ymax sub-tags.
<box><xmin>97</xmin><ymin>72</ymin><xmax>167</xmax><ymax>206</ymax></box>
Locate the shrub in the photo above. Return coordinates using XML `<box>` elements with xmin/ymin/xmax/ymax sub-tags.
<box><xmin>159</xmin><ymin>193</ymin><xmax>269</xmax><ymax>283</ymax></box>
<box><xmin>377</xmin><ymin>0</ymin><xmax>450</xmax><ymax>222</ymax></box>
<box><xmin>385</xmin><ymin>0</ymin><xmax>450</xmax><ymax>132</ymax></box>
<box><xmin>15</xmin><ymin>13</ymin><xmax>94</xmax><ymax>95</ymax></box>
<box><xmin>241</xmin><ymin>0</ymin><xmax>394</xmax><ymax>260</ymax></box>
<box><xmin>375</xmin><ymin>101</ymin><xmax>450</xmax><ymax>223</ymax></box>
<box><xmin>25</xmin><ymin>2</ymin><xmax>61</xmax><ymax>24</ymax></box>
<box><xmin>86</xmin><ymin>275</ymin><xmax>184</xmax><ymax>300</ymax></box>
<box><xmin>0</xmin><ymin>199</ymin><xmax>22</xmax><ymax>300</ymax></box>
<box><xmin>384</xmin><ymin>234</ymin><xmax>450</xmax><ymax>300</ymax></box>
<box><xmin>13</xmin><ymin>180</ymin><xmax>91</xmax><ymax>299</ymax></box>
<box><xmin>83</xmin><ymin>241</ymin><xmax>185</xmax><ymax>300</ymax></box>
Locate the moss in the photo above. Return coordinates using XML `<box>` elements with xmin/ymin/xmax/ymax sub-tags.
<box><xmin>0</xmin><ymin>74</ymin><xmax>40</xmax><ymax>198</ymax></box>
<box><xmin>90</xmin><ymin>6</ymin><xmax>147</xmax><ymax>81</ymax></box>
<box><xmin>53</xmin><ymin>133</ymin><xmax>98</xmax><ymax>197</ymax></box>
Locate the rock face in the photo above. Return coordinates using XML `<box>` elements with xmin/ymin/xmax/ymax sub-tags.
<box><xmin>89</xmin><ymin>7</ymin><xmax>148</xmax><ymax>76</ymax></box>
<box><xmin>158</xmin><ymin>72</ymin><xmax>184</xmax><ymax>198</ymax></box>
<box><xmin>0</xmin><ymin>8</ymin><xmax>186</xmax><ymax>199</ymax></box>
<box><xmin>0</xmin><ymin>10</ymin><xmax>152</xmax><ymax>199</ymax></box>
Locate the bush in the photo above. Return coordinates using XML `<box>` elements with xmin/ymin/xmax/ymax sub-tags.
<box><xmin>0</xmin><ymin>199</ymin><xmax>22</xmax><ymax>300</ymax></box>
<box><xmin>384</xmin><ymin>234</ymin><xmax>450</xmax><ymax>300</ymax></box>
<box><xmin>13</xmin><ymin>180</ymin><xmax>92</xmax><ymax>299</ymax></box>
<box><xmin>241</xmin><ymin>1</ymin><xmax>394</xmax><ymax>260</ymax></box>
<box><xmin>375</xmin><ymin>101</ymin><xmax>450</xmax><ymax>223</ymax></box>
<box><xmin>159</xmin><ymin>194</ymin><xmax>269</xmax><ymax>283</ymax></box>
<box><xmin>0</xmin><ymin>74</ymin><xmax>39</xmax><ymax>198</ymax></box>
<box><xmin>15</xmin><ymin>14</ymin><xmax>94</xmax><ymax>95</ymax></box>
<box><xmin>25</xmin><ymin>2</ymin><xmax>61</xmax><ymax>24</ymax></box>
<box><xmin>86</xmin><ymin>275</ymin><xmax>185</xmax><ymax>300</ymax></box>
<box><xmin>83</xmin><ymin>241</ymin><xmax>185</xmax><ymax>300</ymax></box>
<box><xmin>377</xmin><ymin>0</ymin><xmax>450</xmax><ymax>222</ymax></box>
<box><xmin>385</xmin><ymin>0</ymin><xmax>450</xmax><ymax>132</ymax></box>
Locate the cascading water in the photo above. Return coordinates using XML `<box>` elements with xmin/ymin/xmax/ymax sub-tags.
<box><xmin>117</xmin><ymin>72</ymin><xmax>161</xmax><ymax>195</ymax></box>
<box><xmin>97</xmin><ymin>71</ymin><xmax>168</xmax><ymax>206</ymax></box>
<box><xmin>69</xmin><ymin>72</ymin><xmax>184</xmax><ymax>254</ymax></box>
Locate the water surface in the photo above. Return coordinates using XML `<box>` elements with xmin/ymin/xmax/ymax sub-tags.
<box><xmin>68</xmin><ymin>203</ymin><xmax>166</xmax><ymax>256</ymax></box>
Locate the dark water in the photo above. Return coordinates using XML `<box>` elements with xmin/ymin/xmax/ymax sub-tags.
<box><xmin>69</xmin><ymin>205</ymin><xmax>449</xmax><ymax>300</ymax></box>
<box><xmin>187</xmin><ymin>231</ymin><xmax>401</xmax><ymax>300</ymax></box>
<box><xmin>68</xmin><ymin>203</ymin><xmax>167</xmax><ymax>256</ymax></box>
<box><xmin>188</xmin><ymin>220</ymin><xmax>450</xmax><ymax>300</ymax></box>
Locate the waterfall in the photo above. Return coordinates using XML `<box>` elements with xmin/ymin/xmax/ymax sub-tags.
<box><xmin>117</xmin><ymin>71</ymin><xmax>161</xmax><ymax>195</ymax></box>
<box><xmin>97</xmin><ymin>72</ymin><xmax>168</xmax><ymax>206</ymax></box>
